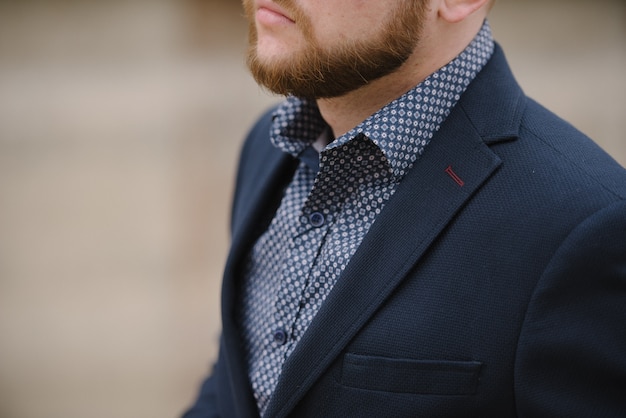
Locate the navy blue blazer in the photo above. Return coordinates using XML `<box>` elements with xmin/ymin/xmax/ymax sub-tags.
<box><xmin>184</xmin><ymin>45</ymin><xmax>626</xmax><ymax>417</ymax></box>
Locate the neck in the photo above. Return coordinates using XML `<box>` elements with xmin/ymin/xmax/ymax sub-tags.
<box><xmin>316</xmin><ymin>15</ymin><xmax>486</xmax><ymax>140</ymax></box>
<box><xmin>316</xmin><ymin>61</ymin><xmax>425</xmax><ymax>139</ymax></box>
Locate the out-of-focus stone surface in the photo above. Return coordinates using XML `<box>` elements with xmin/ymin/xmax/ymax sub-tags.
<box><xmin>0</xmin><ymin>0</ymin><xmax>623</xmax><ymax>417</ymax></box>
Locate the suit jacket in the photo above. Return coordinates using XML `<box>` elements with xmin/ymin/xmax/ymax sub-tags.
<box><xmin>184</xmin><ymin>44</ymin><xmax>626</xmax><ymax>417</ymax></box>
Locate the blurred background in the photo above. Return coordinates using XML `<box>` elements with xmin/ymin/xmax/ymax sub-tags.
<box><xmin>0</xmin><ymin>0</ymin><xmax>624</xmax><ymax>417</ymax></box>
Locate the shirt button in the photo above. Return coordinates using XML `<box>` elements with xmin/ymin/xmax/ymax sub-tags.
<box><xmin>273</xmin><ymin>329</ymin><xmax>288</xmax><ymax>345</ymax></box>
<box><xmin>309</xmin><ymin>212</ymin><xmax>325</xmax><ymax>227</ymax></box>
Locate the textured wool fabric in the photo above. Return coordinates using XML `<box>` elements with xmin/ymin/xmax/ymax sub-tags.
<box><xmin>238</xmin><ymin>21</ymin><xmax>495</xmax><ymax>415</ymax></box>
<box><xmin>182</xmin><ymin>41</ymin><xmax>626</xmax><ymax>418</ymax></box>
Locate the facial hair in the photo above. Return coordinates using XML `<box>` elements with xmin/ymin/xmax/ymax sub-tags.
<box><xmin>243</xmin><ymin>0</ymin><xmax>427</xmax><ymax>99</ymax></box>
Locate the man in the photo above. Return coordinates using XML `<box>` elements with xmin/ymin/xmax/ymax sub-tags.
<box><xmin>185</xmin><ymin>0</ymin><xmax>626</xmax><ymax>416</ymax></box>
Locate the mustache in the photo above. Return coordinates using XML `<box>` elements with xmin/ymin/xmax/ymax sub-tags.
<box><xmin>272</xmin><ymin>0</ymin><xmax>294</xmax><ymax>8</ymax></box>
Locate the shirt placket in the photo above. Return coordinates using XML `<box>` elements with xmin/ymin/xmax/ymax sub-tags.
<box><xmin>272</xmin><ymin>171</ymin><xmax>340</xmax><ymax>347</ymax></box>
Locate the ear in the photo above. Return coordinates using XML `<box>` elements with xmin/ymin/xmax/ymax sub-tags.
<box><xmin>437</xmin><ymin>0</ymin><xmax>491</xmax><ymax>23</ymax></box>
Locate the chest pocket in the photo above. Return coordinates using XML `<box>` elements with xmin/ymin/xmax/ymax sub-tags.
<box><xmin>341</xmin><ymin>353</ymin><xmax>482</xmax><ymax>395</ymax></box>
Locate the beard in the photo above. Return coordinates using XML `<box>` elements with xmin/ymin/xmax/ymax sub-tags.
<box><xmin>243</xmin><ymin>0</ymin><xmax>427</xmax><ymax>99</ymax></box>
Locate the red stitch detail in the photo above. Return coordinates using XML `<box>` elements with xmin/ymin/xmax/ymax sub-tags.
<box><xmin>445</xmin><ymin>165</ymin><xmax>465</xmax><ymax>187</ymax></box>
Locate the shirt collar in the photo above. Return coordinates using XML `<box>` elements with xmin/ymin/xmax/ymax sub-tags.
<box><xmin>271</xmin><ymin>20</ymin><xmax>495</xmax><ymax>180</ymax></box>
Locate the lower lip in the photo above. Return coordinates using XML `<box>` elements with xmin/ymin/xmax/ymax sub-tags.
<box><xmin>256</xmin><ymin>7</ymin><xmax>294</xmax><ymax>26</ymax></box>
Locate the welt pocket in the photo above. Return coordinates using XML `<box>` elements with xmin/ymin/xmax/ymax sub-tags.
<box><xmin>340</xmin><ymin>353</ymin><xmax>482</xmax><ymax>395</ymax></box>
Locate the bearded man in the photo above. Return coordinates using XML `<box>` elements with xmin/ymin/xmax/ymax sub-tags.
<box><xmin>183</xmin><ymin>0</ymin><xmax>626</xmax><ymax>416</ymax></box>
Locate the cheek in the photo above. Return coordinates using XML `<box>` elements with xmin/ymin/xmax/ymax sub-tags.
<box><xmin>306</xmin><ymin>1</ymin><xmax>396</xmax><ymax>44</ymax></box>
<box><xmin>299</xmin><ymin>0</ymin><xmax>357</xmax><ymax>42</ymax></box>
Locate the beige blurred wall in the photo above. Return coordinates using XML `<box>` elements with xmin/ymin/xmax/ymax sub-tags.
<box><xmin>0</xmin><ymin>1</ymin><xmax>624</xmax><ymax>417</ymax></box>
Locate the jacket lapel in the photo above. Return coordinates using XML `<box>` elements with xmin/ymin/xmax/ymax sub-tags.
<box><xmin>264</xmin><ymin>44</ymin><xmax>525</xmax><ymax>418</ymax></box>
<box><xmin>220</xmin><ymin>129</ymin><xmax>298</xmax><ymax>418</ymax></box>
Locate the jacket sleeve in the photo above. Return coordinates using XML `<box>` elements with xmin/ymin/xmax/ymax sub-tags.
<box><xmin>515</xmin><ymin>200</ymin><xmax>626</xmax><ymax>417</ymax></box>
<box><xmin>181</xmin><ymin>369</ymin><xmax>220</xmax><ymax>418</ymax></box>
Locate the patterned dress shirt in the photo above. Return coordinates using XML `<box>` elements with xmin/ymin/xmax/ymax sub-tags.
<box><xmin>238</xmin><ymin>21</ymin><xmax>495</xmax><ymax>415</ymax></box>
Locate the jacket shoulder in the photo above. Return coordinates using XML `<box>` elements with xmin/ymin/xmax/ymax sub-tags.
<box><xmin>518</xmin><ymin>98</ymin><xmax>626</xmax><ymax>200</ymax></box>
